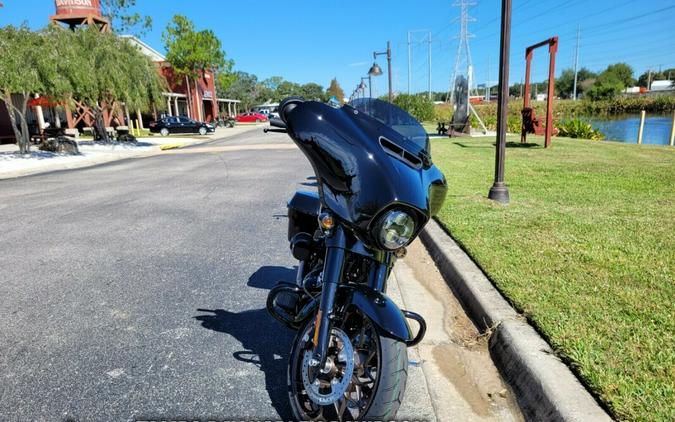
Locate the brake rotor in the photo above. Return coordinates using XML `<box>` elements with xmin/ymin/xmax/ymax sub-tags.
<box><xmin>301</xmin><ymin>327</ymin><xmax>355</xmax><ymax>406</ymax></box>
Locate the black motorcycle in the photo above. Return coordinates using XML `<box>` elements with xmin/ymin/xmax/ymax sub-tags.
<box><xmin>266</xmin><ymin>97</ymin><xmax>447</xmax><ymax>421</ymax></box>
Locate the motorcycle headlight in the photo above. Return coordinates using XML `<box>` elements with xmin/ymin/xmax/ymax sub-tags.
<box><xmin>376</xmin><ymin>210</ymin><xmax>416</xmax><ymax>250</ymax></box>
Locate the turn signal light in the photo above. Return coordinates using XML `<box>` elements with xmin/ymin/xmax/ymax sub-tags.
<box><xmin>394</xmin><ymin>247</ymin><xmax>407</xmax><ymax>258</ymax></box>
<box><xmin>319</xmin><ymin>213</ymin><xmax>334</xmax><ymax>230</ymax></box>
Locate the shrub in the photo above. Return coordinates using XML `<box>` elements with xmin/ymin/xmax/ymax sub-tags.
<box><xmin>393</xmin><ymin>94</ymin><xmax>435</xmax><ymax>122</ymax></box>
<box><xmin>555</xmin><ymin>119</ymin><xmax>604</xmax><ymax>140</ymax></box>
<box><xmin>434</xmin><ymin>103</ymin><xmax>453</xmax><ymax>122</ymax></box>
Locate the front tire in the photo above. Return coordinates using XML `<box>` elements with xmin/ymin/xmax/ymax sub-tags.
<box><xmin>160</xmin><ymin>128</ymin><xmax>169</xmax><ymax>137</ymax></box>
<box><xmin>288</xmin><ymin>310</ymin><xmax>408</xmax><ymax>421</ymax></box>
<box><xmin>199</xmin><ymin>127</ymin><xmax>207</xmax><ymax>136</ymax></box>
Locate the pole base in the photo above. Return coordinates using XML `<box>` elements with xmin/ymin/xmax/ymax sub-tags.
<box><xmin>488</xmin><ymin>183</ymin><xmax>510</xmax><ymax>204</ymax></box>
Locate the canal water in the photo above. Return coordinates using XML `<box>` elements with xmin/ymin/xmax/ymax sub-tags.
<box><xmin>589</xmin><ymin>114</ymin><xmax>673</xmax><ymax>145</ymax></box>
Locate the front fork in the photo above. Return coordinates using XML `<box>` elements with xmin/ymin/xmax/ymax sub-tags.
<box><xmin>310</xmin><ymin>226</ymin><xmax>394</xmax><ymax>368</ymax></box>
<box><xmin>311</xmin><ymin>226</ymin><xmax>347</xmax><ymax>367</ymax></box>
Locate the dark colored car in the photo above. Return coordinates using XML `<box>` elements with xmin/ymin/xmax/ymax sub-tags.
<box><xmin>148</xmin><ymin>116</ymin><xmax>215</xmax><ymax>136</ymax></box>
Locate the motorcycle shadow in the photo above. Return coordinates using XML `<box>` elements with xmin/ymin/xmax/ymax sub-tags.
<box><xmin>194</xmin><ymin>266</ymin><xmax>297</xmax><ymax>419</ymax></box>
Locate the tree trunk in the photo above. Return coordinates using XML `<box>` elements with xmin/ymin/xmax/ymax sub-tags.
<box><xmin>93</xmin><ymin>107</ymin><xmax>110</xmax><ymax>142</ymax></box>
<box><xmin>19</xmin><ymin>94</ymin><xmax>30</xmax><ymax>154</ymax></box>
<box><xmin>2</xmin><ymin>91</ymin><xmax>30</xmax><ymax>154</ymax></box>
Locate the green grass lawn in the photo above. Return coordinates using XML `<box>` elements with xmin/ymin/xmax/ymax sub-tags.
<box><xmin>430</xmin><ymin>135</ymin><xmax>674</xmax><ymax>421</ymax></box>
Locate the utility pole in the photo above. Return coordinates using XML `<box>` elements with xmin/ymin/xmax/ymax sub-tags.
<box><xmin>408</xmin><ymin>29</ymin><xmax>434</xmax><ymax>99</ymax></box>
<box><xmin>647</xmin><ymin>69</ymin><xmax>652</xmax><ymax>90</ymax></box>
<box><xmin>447</xmin><ymin>0</ymin><xmax>477</xmax><ymax>103</ymax></box>
<box><xmin>408</xmin><ymin>31</ymin><xmax>412</xmax><ymax>95</ymax></box>
<box><xmin>486</xmin><ymin>56</ymin><xmax>490</xmax><ymax>101</ymax></box>
<box><xmin>573</xmin><ymin>24</ymin><xmax>580</xmax><ymax>100</ymax></box>
<box><xmin>428</xmin><ymin>32</ymin><xmax>432</xmax><ymax>100</ymax></box>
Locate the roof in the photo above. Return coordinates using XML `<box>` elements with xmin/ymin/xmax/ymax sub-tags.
<box><xmin>253</xmin><ymin>103</ymin><xmax>280</xmax><ymax>108</ymax></box>
<box><xmin>650</xmin><ymin>80</ymin><xmax>674</xmax><ymax>91</ymax></box>
<box><xmin>119</xmin><ymin>34</ymin><xmax>166</xmax><ymax>62</ymax></box>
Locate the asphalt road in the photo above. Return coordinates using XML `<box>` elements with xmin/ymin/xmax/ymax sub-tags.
<box><xmin>0</xmin><ymin>128</ymin><xmax>521</xmax><ymax>422</ymax></box>
<box><xmin>0</xmin><ymin>129</ymin><xmax>312</xmax><ymax>421</ymax></box>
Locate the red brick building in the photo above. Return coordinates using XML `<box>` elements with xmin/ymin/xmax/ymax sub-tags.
<box><xmin>122</xmin><ymin>36</ymin><xmax>239</xmax><ymax>125</ymax></box>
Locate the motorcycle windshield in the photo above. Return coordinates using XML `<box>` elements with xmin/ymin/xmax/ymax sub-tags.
<box><xmin>349</xmin><ymin>98</ymin><xmax>430</xmax><ymax>155</ymax></box>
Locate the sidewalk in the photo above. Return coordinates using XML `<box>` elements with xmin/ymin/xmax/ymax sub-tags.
<box><xmin>0</xmin><ymin>125</ymin><xmax>259</xmax><ymax>180</ymax></box>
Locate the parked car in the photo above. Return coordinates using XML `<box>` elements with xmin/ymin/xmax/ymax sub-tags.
<box><xmin>258</xmin><ymin>108</ymin><xmax>280</xmax><ymax>119</ymax></box>
<box><xmin>236</xmin><ymin>112</ymin><xmax>268</xmax><ymax>123</ymax></box>
<box><xmin>148</xmin><ymin>116</ymin><xmax>215</xmax><ymax>136</ymax></box>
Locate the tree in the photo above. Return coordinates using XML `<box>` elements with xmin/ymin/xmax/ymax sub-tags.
<box><xmin>54</xmin><ymin>26</ymin><xmax>166</xmax><ymax>141</ymax></box>
<box><xmin>222</xmin><ymin>71</ymin><xmax>260</xmax><ymax>111</ymax></box>
<box><xmin>393</xmin><ymin>94</ymin><xmax>435</xmax><ymax>122</ymax></box>
<box><xmin>604</xmin><ymin>63</ymin><xmax>635</xmax><ymax>87</ymax></box>
<box><xmin>509</xmin><ymin>83</ymin><xmax>524</xmax><ymax>98</ymax></box>
<box><xmin>163</xmin><ymin>15</ymin><xmax>233</xmax><ymax>116</ymax></box>
<box><xmin>276</xmin><ymin>80</ymin><xmax>302</xmax><ymax>99</ymax></box>
<box><xmin>556</xmin><ymin>67</ymin><xmax>596</xmax><ymax>98</ymax></box>
<box><xmin>0</xmin><ymin>26</ymin><xmax>50</xmax><ymax>153</ymax></box>
<box><xmin>326</xmin><ymin>78</ymin><xmax>345</xmax><ymax>103</ymax></box>
<box><xmin>261</xmin><ymin>76</ymin><xmax>284</xmax><ymax>92</ymax></box>
<box><xmin>299</xmin><ymin>83</ymin><xmax>326</xmax><ymax>101</ymax></box>
<box><xmin>101</xmin><ymin>0</ymin><xmax>153</xmax><ymax>36</ymax></box>
<box><xmin>215</xmin><ymin>71</ymin><xmax>237</xmax><ymax>98</ymax></box>
<box><xmin>586</xmin><ymin>71</ymin><xmax>623</xmax><ymax>101</ymax></box>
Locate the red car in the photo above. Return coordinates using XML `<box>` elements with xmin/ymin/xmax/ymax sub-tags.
<box><xmin>235</xmin><ymin>112</ymin><xmax>268</xmax><ymax>123</ymax></box>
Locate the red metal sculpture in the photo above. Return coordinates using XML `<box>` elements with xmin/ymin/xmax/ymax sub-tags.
<box><xmin>521</xmin><ymin>36</ymin><xmax>558</xmax><ymax>148</ymax></box>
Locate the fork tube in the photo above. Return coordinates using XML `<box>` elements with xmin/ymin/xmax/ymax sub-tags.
<box><xmin>373</xmin><ymin>262</ymin><xmax>390</xmax><ymax>292</ymax></box>
<box><xmin>312</xmin><ymin>226</ymin><xmax>346</xmax><ymax>366</ymax></box>
<box><xmin>295</xmin><ymin>260</ymin><xmax>305</xmax><ymax>286</ymax></box>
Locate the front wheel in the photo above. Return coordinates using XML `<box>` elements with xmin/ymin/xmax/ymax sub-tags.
<box><xmin>198</xmin><ymin>127</ymin><xmax>207</xmax><ymax>135</ymax></box>
<box><xmin>288</xmin><ymin>310</ymin><xmax>408</xmax><ymax>421</ymax></box>
<box><xmin>160</xmin><ymin>128</ymin><xmax>169</xmax><ymax>137</ymax></box>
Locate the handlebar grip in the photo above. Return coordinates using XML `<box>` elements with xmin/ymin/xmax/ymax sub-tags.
<box><xmin>269</xmin><ymin>117</ymin><xmax>287</xmax><ymax>129</ymax></box>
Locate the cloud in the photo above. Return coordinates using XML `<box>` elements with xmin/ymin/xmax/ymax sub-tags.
<box><xmin>349</xmin><ymin>61</ymin><xmax>370</xmax><ymax>67</ymax></box>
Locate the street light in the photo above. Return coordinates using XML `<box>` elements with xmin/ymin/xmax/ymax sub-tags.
<box><xmin>488</xmin><ymin>0</ymin><xmax>512</xmax><ymax>204</ymax></box>
<box><xmin>359</xmin><ymin>77</ymin><xmax>371</xmax><ymax>98</ymax></box>
<box><xmin>369</xmin><ymin>41</ymin><xmax>392</xmax><ymax>102</ymax></box>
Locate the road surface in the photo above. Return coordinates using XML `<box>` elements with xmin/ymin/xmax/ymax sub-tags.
<box><xmin>0</xmin><ymin>129</ymin><xmax>521</xmax><ymax>421</ymax></box>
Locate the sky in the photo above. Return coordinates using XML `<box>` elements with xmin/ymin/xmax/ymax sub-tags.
<box><xmin>2</xmin><ymin>0</ymin><xmax>675</xmax><ymax>98</ymax></box>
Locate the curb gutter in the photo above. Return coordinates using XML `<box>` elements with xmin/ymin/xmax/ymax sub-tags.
<box><xmin>420</xmin><ymin>219</ymin><xmax>613</xmax><ymax>422</ymax></box>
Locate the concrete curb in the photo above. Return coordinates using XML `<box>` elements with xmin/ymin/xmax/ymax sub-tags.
<box><xmin>420</xmin><ymin>219</ymin><xmax>613</xmax><ymax>422</ymax></box>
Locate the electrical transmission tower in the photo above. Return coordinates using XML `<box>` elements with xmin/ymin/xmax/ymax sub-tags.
<box><xmin>447</xmin><ymin>0</ymin><xmax>477</xmax><ymax>103</ymax></box>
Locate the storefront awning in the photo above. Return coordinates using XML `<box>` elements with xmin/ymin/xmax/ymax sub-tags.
<box><xmin>27</xmin><ymin>97</ymin><xmax>61</xmax><ymax>107</ymax></box>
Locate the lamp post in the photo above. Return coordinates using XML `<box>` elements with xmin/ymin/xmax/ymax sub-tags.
<box><xmin>359</xmin><ymin>77</ymin><xmax>370</xmax><ymax>98</ymax></box>
<box><xmin>488</xmin><ymin>0</ymin><xmax>512</xmax><ymax>204</ymax></box>
<box><xmin>369</xmin><ymin>41</ymin><xmax>393</xmax><ymax>102</ymax></box>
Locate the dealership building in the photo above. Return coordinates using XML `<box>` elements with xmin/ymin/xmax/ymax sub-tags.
<box><xmin>0</xmin><ymin>0</ymin><xmax>240</xmax><ymax>144</ymax></box>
